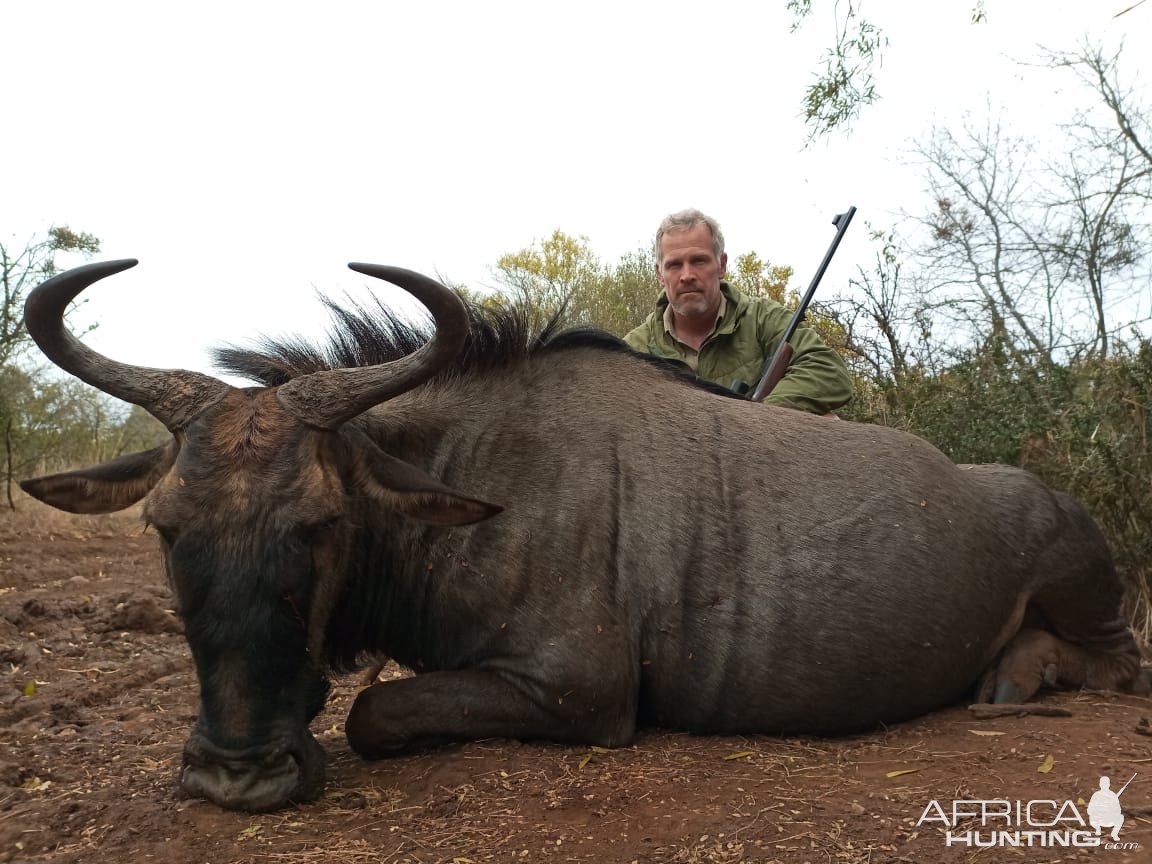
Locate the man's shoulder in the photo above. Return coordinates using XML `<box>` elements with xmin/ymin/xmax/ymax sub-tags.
<box><xmin>744</xmin><ymin>293</ymin><xmax>789</xmax><ymax>315</ymax></box>
<box><xmin>723</xmin><ymin>289</ymin><xmax>791</xmax><ymax>333</ymax></box>
<box><xmin>624</xmin><ymin>313</ymin><xmax>657</xmax><ymax>336</ymax></box>
<box><xmin>722</xmin><ymin>284</ymin><xmax>786</xmax><ymax>315</ymax></box>
<box><xmin>624</xmin><ymin>315</ymin><xmax>659</xmax><ymax>350</ymax></box>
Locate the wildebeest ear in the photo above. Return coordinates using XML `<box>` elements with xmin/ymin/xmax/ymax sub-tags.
<box><xmin>19</xmin><ymin>444</ymin><xmax>177</xmax><ymax>514</ymax></box>
<box><xmin>353</xmin><ymin>446</ymin><xmax>503</xmax><ymax>526</ymax></box>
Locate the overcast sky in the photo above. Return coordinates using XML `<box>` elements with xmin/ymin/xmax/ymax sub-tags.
<box><xmin>4</xmin><ymin>1</ymin><xmax>1148</xmax><ymax>380</ymax></box>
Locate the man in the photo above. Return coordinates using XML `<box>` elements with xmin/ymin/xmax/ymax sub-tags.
<box><xmin>624</xmin><ymin>209</ymin><xmax>852</xmax><ymax>415</ymax></box>
<box><xmin>1087</xmin><ymin>776</ymin><xmax>1125</xmax><ymax>842</ymax></box>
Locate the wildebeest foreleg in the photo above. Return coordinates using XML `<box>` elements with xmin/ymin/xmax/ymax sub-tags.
<box><xmin>344</xmin><ymin>668</ymin><xmax>636</xmax><ymax>759</ymax></box>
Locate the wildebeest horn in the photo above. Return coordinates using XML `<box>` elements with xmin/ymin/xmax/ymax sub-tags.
<box><xmin>276</xmin><ymin>264</ymin><xmax>469</xmax><ymax>429</ymax></box>
<box><xmin>23</xmin><ymin>259</ymin><xmax>232</xmax><ymax>431</ymax></box>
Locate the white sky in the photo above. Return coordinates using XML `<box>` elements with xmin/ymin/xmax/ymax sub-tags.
<box><xmin>3</xmin><ymin>1</ymin><xmax>1147</xmax><ymax>380</ymax></box>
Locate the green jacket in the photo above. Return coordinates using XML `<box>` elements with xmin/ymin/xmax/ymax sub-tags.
<box><xmin>624</xmin><ymin>283</ymin><xmax>853</xmax><ymax>414</ymax></box>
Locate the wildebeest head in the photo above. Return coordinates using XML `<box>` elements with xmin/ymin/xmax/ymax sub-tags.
<box><xmin>19</xmin><ymin>260</ymin><xmax>502</xmax><ymax>811</ymax></box>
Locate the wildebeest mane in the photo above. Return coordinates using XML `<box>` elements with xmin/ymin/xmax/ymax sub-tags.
<box><xmin>213</xmin><ymin>295</ymin><xmax>546</xmax><ymax>386</ymax></box>
<box><xmin>213</xmin><ymin>294</ymin><xmax>738</xmax><ymax>398</ymax></box>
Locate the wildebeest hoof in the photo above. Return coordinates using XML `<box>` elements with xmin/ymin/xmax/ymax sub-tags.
<box><xmin>975</xmin><ymin>667</ymin><xmax>997</xmax><ymax>703</ymax></box>
<box><xmin>992</xmin><ymin>679</ymin><xmax>1033</xmax><ymax>704</ymax></box>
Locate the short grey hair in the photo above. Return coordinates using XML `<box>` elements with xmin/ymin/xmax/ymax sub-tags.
<box><xmin>654</xmin><ymin>209</ymin><xmax>725</xmax><ymax>262</ymax></box>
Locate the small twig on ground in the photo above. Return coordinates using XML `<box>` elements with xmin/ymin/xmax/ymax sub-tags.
<box><xmin>967</xmin><ymin>703</ymin><xmax>1073</xmax><ymax>719</ymax></box>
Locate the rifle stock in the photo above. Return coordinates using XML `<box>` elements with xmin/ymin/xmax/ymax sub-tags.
<box><xmin>748</xmin><ymin>205</ymin><xmax>856</xmax><ymax>403</ymax></box>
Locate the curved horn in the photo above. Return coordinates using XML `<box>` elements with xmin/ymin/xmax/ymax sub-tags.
<box><xmin>23</xmin><ymin>259</ymin><xmax>232</xmax><ymax>431</ymax></box>
<box><xmin>276</xmin><ymin>264</ymin><xmax>469</xmax><ymax>429</ymax></box>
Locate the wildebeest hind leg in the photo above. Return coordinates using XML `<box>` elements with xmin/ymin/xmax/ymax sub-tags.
<box><xmin>982</xmin><ymin>493</ymin><xmax>1150</xmax><ymax>703</ymax></box>
<box><xmin>980</xmin><ymin>627</ymin><xmax>1149</xmax><ymax>703</ymax></box>
<box><xmin>344</xmin><ymin>668</ymin><xmax>635</xmax><ymax>759</ymax></box>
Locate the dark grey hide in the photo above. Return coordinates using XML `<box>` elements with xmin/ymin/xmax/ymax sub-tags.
<box><xmin>19</xmin><ymin>260</ymin><xmax>1147</xmax><ymax>813</ymax></box>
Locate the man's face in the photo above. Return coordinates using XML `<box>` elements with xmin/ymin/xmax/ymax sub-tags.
<box><xmin>656</xmin><ymin>224</ymin><xmax>728</xmax><ymax>323</ymax></box>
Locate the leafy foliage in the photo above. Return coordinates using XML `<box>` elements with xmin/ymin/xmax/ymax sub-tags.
<box><xmin>487</xmin><ymin>231</ymin><xmax>648</xmax><ymax>336</ymax></box>
<box><xmin>493</xmin><ymin>230</ymin><xmax>603</xmax><ymax>334</ymax></box>
<box><xmin>581</xmin><ymin>248</ymin><xmax>662</xmax><ymax>337</ymax></box>
<box><xmin>1</xmin><ymin>227</ymin><xmax>169</xmax><ymax>510</ymax></box>
<box><xmin>787</xmin><ymin>0</ymin><xmax>888</xmax><ymax>140</ymax></box>
<box><xmin>728</xmin><ymin>252</ymin><xmax>790</xmax><ymax>303</ymax></box>
<box><xmin>1</xmin><ymin>226</ymin><xmax>101</xmax><ymax>366</ymax></box>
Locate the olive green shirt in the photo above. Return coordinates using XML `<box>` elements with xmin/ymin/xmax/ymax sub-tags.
<box><xmin>624</xmin><ymin>283</ymin><xmax>853</xmax><ymax>414</ymax></box>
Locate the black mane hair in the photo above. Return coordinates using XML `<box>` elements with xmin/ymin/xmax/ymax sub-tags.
<box><xmin>213</xmin><ymin>293</ymin><xmax>741</xmax><ymax>399</ymax></box>
<box><xmin>214</xmin><ymin>295</ymin><xmax>619</xmax><ymax>385</ymax></box>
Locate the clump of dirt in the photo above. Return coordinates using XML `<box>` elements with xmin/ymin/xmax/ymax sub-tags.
<box><xmin>105</xmin><ymin>595</ymin><xmax>182</xmax><ymax>635</ymax></box>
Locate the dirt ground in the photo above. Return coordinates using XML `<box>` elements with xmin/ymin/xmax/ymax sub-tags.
<box><xmin>2</xmin><ymin>504</ymin><xmax>1151</xmax><ymax>864</ymax></box>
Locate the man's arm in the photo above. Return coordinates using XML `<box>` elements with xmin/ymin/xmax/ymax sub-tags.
<box><xmin>755</xmin><ymin>303</ymin><xmax>852</xmax><ymax>414</ymax></box>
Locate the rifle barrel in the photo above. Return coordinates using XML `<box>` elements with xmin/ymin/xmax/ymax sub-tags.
<box><xmin>788</xmin><ymin>206</ymin><xmax>857</xmax><ymax>343</ymax></box>
<box><xmin>1117</xmin><ymin>771</ymin><xmax>1137</xmax><ymax>797</ymax></box>
<box><xmin>749</xmin><ymin>205</ymin><xmax>857</xmax><ymax>403</ymax></box>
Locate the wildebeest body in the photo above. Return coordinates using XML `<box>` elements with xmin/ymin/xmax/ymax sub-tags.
<box><xmin>19</xmin><ymin>260</ymin><xmax>1145</xmax><ymax>811</ymax></box>
<box><xmin>331</xmin><ymin>349</ymin><xmax>1113</xmax><ymax>742</ymax></box>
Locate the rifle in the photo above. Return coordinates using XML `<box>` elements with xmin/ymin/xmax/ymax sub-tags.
<box><xmin>744</xmin><ymin>205</ymin><xmax>856</xmax><ymax>403</ymax></box>
<box><xmin>1116</xmin><ymin>772</ymin><xmax>1137</xmax><ymax>798</ymax></box>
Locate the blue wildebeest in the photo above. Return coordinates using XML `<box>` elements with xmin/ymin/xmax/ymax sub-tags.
<box><xmin>20</xmin><ymin>259</ymin><xmax>1149</xmax><ymax>812</ymax></box>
